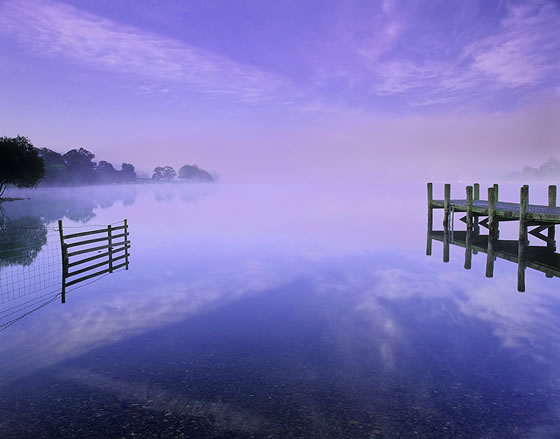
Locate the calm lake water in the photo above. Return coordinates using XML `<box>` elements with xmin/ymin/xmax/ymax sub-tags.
<box><xmin>1</xmin><ymin>183</ymin><xmax>560</xmax><ymax>438</ymax></box>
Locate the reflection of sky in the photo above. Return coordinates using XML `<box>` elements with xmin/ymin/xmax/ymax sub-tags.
<box><xmin>2</xmin><ymin>184</ymin><xmax>560</xmax><ymax>435</ymax></box>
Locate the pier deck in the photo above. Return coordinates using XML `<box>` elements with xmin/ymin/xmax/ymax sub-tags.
<box><xmin>431</xmin><ymin>199</ymin><xmax>560</xmax><ymax>223</ymax></box>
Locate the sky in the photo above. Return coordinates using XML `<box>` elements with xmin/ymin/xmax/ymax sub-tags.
<box><xmin>0</xmin><ymin>0</ymin><xmax>559</xmax><ymax>182</ymax></box>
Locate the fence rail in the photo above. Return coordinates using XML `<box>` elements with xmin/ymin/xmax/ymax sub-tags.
<box><xmin>59</xmin><ymin>219</ymin><xmax>130</xmax><ymax>303</ymax></box>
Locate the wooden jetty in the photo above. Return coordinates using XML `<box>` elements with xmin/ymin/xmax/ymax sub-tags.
<box><xmin>427</xmin><ymin>183</ymin><xmax>559</xmax><ymax>292</ymax></box>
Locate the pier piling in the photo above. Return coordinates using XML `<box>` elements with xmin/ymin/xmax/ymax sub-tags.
<box><xmin>473</xmin><ymin>183</ymin><xmax>480</xmax><ymax>233</ymax></box>
<box><xmin>443</xmin><ymin>183</ymin><xmax>451</xmax><ymax>228</ymax></box>
<box><xmin>427</xmin><ymin>183</ymin><xmax>433</xmax><ymax>256</ymax></box>
<box><xmin>549</xmin><ymin>185</ymin><xmax>557</xmax><ymax>251</ymax></box>
<box><xmin>488</xmin><ymin>187</ymin><xmax>496</xmax><ymax>238</ymax></box>
<box><xmin>466</xmin><ymin>186</ymin><xmax>473</xmax><ymax>231</ymax></box>
<box><xmin>485</xmin><ymin>237</ymin><xmax>495</xmax><ymax>278</ymax></box>
<box><xmin>464</xmin><ymin>228</ymin><xmax>472</xmax><ymax>270</ymax></box>
<box><xmin>443</xmin><ymin>228</ymin><xmax>450</xmax><ymax>263</ymax></box>
<box><xmin>518</xmin><ymin>185</ymin><xmax>529</xmax><ymax>292</ymax></box>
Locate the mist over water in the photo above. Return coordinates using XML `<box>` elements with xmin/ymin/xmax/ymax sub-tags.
<box><xmin>1</xmin><ymin>183</ymin><xmax>560</xmax><ymax>437</ymax></box>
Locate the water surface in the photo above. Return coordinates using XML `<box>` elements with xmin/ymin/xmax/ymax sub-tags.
<box><xmin>1</xmin><ymin>183</ymin><xmax>560</xmax><ymax>438</ymax></box>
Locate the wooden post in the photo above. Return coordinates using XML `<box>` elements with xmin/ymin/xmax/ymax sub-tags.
<box><xmin>518</xmin><ymin>244</ymin><xmax>527</xmax><ymax>292</ymax></box>
<box><xmin>108</xmin><ymin>224</ymin><xmax>113</xmax><ymax>273</ymax></box>
<box><xmin>493</xmin><ymin>184</ymin><xmax>500</xmax><ymax>238</ymax></box>
<box><xmin>488</xmin><ymin>187</ymin><xmax>496</xmax><ymax>238</ymax></box>
<box><xmin>464</xmin><ymin>228</ymin><xmax>472</xmax><ymax>270</ymax></box>
<box><xmin>124</xmin><ymin>219</ymin><xmax>129</xmax><ymax>270</ymax></box>
<box><xmin>58</xmin><ymin>220</ymin><xmax>67</xmax><ymax>304</ymax></box>
<box><xmin>443</xmin><ymin>183</ymin><xmax>451</xmax><ymax>228</ymax></box>
<box><xmin>426</xmin><ymin>223</ymin><xmax>433</xmax><ymax>256</ymax></box>
<box><xmin>427</xmin><ymin>183</ymin><xmax>433</xmax><ymax>256</ymax></box>
<box><xmin>466</xmin><ymin>186</ymin><xmax>473</xmax><ymax>231</ymax></box>
<box><xmin>427</xmin><ymin>182</ymin><xmax>433</xmax><ymax>208</ymax></box>
<box><xmin>485</xmin><ymin>236</ymin><xmax>495</xmax><ymax>278</ymax></box>
<box><xmin>518</xmin><ymin>185</ymin><xmax>529</xmax><ymax>292</ymax></box>
<box><xmin>548</xmin><ymin>185</ymin><xmax>556</xmax><ymax>251</ymax></box>
<box><xmin>485</xmin><ymin>187</ymin><xmax>497</xmax><ymax>278</ymax></box>
<box><xmin>464</xmin><ymin>185</ymin><xmax>472</xmax><ymax>271</ymax></box>
<box><xmin>443</xmin><ymin>200</ymin><xmax>450</xmax><ymax>263</ymax></box>
<box><xmin>473</xmin><ymin>183</ymin><xmax>480</xmax><ymax>234</ymax></box>
<box><xmin>443</xmin><ymin>228</ymin><xmax>450</xmax><ymax>263</ymax></box>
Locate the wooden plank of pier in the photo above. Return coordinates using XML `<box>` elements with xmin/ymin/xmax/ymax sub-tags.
<box><xmin>430</xmin><ymin>199</ymin><xmax>560</xmax><ymax>223</ymax></box>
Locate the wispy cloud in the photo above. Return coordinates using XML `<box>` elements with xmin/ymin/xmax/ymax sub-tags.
<box><xmin>0</xmin><ymin>0</ymin><xmax>287</xmax><ymax>102</ymax></box>
<box><xmin>0</xmin><ymin>0</ymin><xmax>557</xmax><ymax>111</ymax></box>
<box><xmin>467</xmin><ymin>1</ymin><xmax>560</xmax><ymax>87</ymax></box>
<box><xmin>353</xmin><ymin>0</ymin><xmax>560</xmax><ymax>107</ymax></box>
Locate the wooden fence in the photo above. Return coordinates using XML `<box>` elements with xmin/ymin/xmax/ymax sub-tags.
<box><xmin>58</xmin><ymin>219</ymin><xmax>130</xmax><ymax>303</ymax></box>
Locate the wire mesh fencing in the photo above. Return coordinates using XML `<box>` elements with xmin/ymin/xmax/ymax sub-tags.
<box><xmin>0</xmin><ymin>219</ymin><xmax>130</xmax><ymax>331</ymax></box>
<box><xmin>0</xmin><ymin>221</ymin><xmax>61</xmax><ymax>304</ymax></box>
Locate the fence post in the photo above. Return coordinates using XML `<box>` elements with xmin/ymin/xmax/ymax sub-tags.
<box><xmin>124</xmin><ymin>219</ymin><xmax>129</xmax><ymax>270</ymax></box>
<box><xmin>58</xmin><ymin>220</ymin><xmax>67</xmax><ymax>304</ymax></box>
<box><xmin>108</xmin><ymin>224</ymin><xmax>113</xmax><ymax>273</ymax></box>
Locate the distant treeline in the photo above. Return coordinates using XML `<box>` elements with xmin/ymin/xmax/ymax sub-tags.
<box><xmin>0</xmin><ymin>135</ymin><xmax>216</xmax><ymax>196</ymax></box>
<box><xmin>41</xmin><ymin>148</ymin><xmax>215</xmax><ymax>185</ymax></box>
<box><xmin>39</xmin><ymin>147</ymin><xmax>137</xmax><ymax>185</ymax></box>
<box><xmin>151</xmin><ymin>164</ymin><xmax>215</xmax><ymax>182</ymax></box>
<box><xmin>509</xmin><ymin>157</ymin><xmax>560</xmax><ymax>181</ymax></box>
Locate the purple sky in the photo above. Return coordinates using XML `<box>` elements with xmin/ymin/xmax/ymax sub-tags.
<box><xmin>1</xmin><ymin>0</ymin><xmax>559</xmax><ymax>182</ymax></box>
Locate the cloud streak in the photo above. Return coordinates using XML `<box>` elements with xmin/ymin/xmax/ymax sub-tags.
<box><xmin>0</xmin><ymin>0</ymin><xmax>557</xmax><ymax>112</ymax></box>
<box><xmin>352</xmin><ymin>0</ymin><xmax>560</xmax><ymax>106</ymax></box>
<box><xmin>467</xmin><ymin>1</ymin><xmax>560</xmax><ymax>87</ymax></box>
<box><xmin>0</xmin><ymin>0</ymin><xmax>287</xmax><ymax>102</ymax></box>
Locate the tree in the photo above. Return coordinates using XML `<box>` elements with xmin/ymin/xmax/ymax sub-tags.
<box><xmin>178</xmin><ymin>164</ymin><xmax>215</xmax><ymax>182</ymax></box>
<box><xmin>152</xmin><ymin>166</ymin><xmax>176</xmax><ymax>181</ymax></box>
<box><xmin>120</xmin><ymin>163</ymin><xmax>137</xmax><ymax>183</ymax></box>
<box><xmin>96</xmin><ymin>160</ymin><xmax>117</xmax><ymax>183</ymax></box>
<box><xmin>152</xmin><ymin>167</ymin><xmax>164</xmax><ymax>180</ymax></box>
<box><xmin>63</xmin><ymin>148</ymin><xmax>96</xmax><ymax>183</ymax></box>
<box><xmin>38</xmin><ymin>148</ymin><xmax>67</xmax><ymax>184</ymax></box>
<box><xmin>0</xmin><ymin>136</ymin><xmax>45</xmax><ymax>197</ymax></box>
<box><xmin>539</xmin><ymin>158</ymin><xmax>560</xmax><ymax>177</ymax></box>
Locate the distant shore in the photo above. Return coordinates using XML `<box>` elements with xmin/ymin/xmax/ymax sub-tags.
<box><xmin>0</xmin><ymin>197</ymin><xmax>28</xmax><ymax>203</ymax></box>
